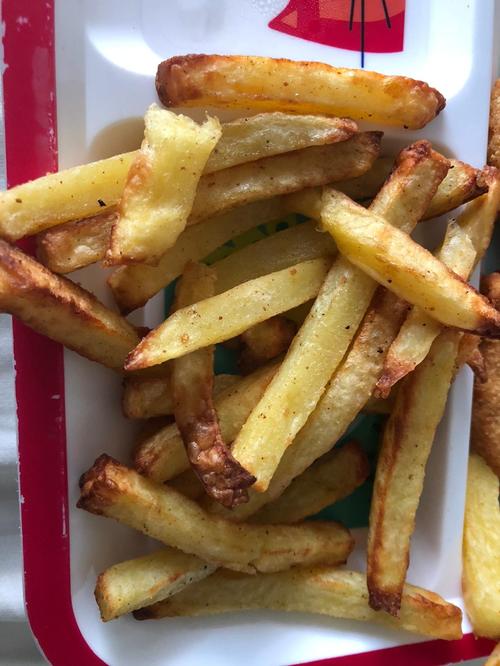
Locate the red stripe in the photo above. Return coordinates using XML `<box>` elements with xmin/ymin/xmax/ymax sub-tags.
<box><xmin>3</xmin><ymin>1</ymin><xmax>104</xmax><ymax>663</ymax></box>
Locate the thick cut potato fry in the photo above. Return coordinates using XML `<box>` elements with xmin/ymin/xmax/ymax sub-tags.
<box><xmin>109</xmin><ymin>198</ymin><xmax>285</xmax><ymax>313</ymax></box>
<box><xmin>78</xmin><ymin>455</ymin><xmax>353</xmax><ymax>574</ymax></box>
<box><xmin>206</xmin><ymin>288</ymin><xmax>408</xmax><ymax>520</ymax></box>
<box><xmin>172</xmin><ymin>261</ymin><xmax>254</xmax><ymax>507</ymax></box>
<box><xmin>367</xmin><ymin>329</ymin><xmax>461</xmax><ymax>616</ymax></box>
<box><xmin>37</xmin><ymin>209</ymin><xmax>118</xmax><ymax>274</ymax></box>
<box><xmin>471</xmin><ymin>273</ymin><xmax>500</xmax><ymax>477</ymax></box>
<box><xmin>125</xmin><ymin>258</ymin><xmax>331</xmax><ymax>371</ymax></box>
<box><xmin>107</xmin><ymin>106</ymin><xmax>221</xmax><ymax>265</ymax></box>
<box><xmin>213</xmin><ymin>221</ymin><xmax>335</xmax><ymax>295</ymax></box>
<box><xmin>205</xmin><ymin>113</ymin><xmax>358</xmax><ymax>172</ymax></box>
<box><xmin>462</xmin><ymin>454</ymin><xmax>500</xmax><ymax>639</ymax></box>
<box><xmin>95</xmin><ymin>547</ymin><xmax>215</xmax><ymax>622</ymax></box>
<box><xmin>230</xmin><ymin>142</ymin><xmax>449</xmax><ymax>492</ymax></box>
<box><xmin>321</xmin><ymin>190</ymin><xmax>500</xmax><ymax>337</ymax></box>
<box><xmin>488</xmin><ymin>79</ymin><xmax>500</xmax><ymax>168</ymax></box>
<box><xmin>0</xmin><ymin>240</ymin><xmax>139</xmax><ymax>370</ymax></box>
<box><xmin>376</xmin><ymin>221</ymin><xmax>476</xmax><ymax>397</ymax></box>
<box><xmin>156</xmin><ymin>54</ymin><xmax>445</xmax><ymax>129</ymax></box>
<box><xmin>252</xmin><ymin>441</ymin><xmax>369</xmax><ymax>524</ymax></box>
<box><xmin>123</xmin><ymin>373</ymin><xmax>238</xmax><ymax>419</ymax></box>
<box><xmin>424</xmin><ymin>159</ymin><xmax>487</xmax><ymax>220</ymax></box>
<box><xmin>239</xmin><ymin>316</ymin><xmax>296</xmax><ymax>374</ymax></box>
<box><xmin>136</xmin><ymin>568</ymin><xmax>462</xmax><ymax>640</ymax></box>
<box><xmin>133</xmin><ymin>363</ymin><xmax>278</xmax><ymax>482</ymax></box>
<box><xmin>487</xmin><ymin>644</ymin><xmax>500</xmax><ymax>666</ymax></box>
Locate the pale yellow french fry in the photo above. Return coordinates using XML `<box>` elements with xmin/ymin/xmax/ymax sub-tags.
<box><xmin>125</xmin><ymin>258</ymin><xmax>331</xmax><ymax>371</ymax></box>
<box><xmin>106</xmin><ymin>106</ymin><xmax>221</xmax><ymax>265</ymax></box>
<box><xmin>108</xmin><ymin>198</ymin><xmax>285</xmax><ymax>312</ymax></box>
<box><xmin>462</xmin><ymin>454</ymin><xmax>500</xmax><ymax>639</ymax></box>
<box><xmin>252</xmin><ymin>441</ymin><xmax>369</xmax><ymax>524</ymax></box>
<box><xmin>135</xmin><ymin>568</ymin><xmax>462</xmax><ymax>641</ymax></box>
<box><xmin>321</xmin><ymin>190</ymin><xmax>500</xmax><ymax>336</ymax></box>
<box><xmin>206</xmin><ymin>288</ymin><xmax>408</xmax><ymax>520</ymax></box>
<box><xmin>156</xmin><ymin>54</ymin><xmax>445</xmax><ymax>129</ymax></box>
<box><xmin>133</xmin><ymin>363</ymin><xmax>278</xmax><ymax>482</ymax></box>
<box><xmin>230</xmin><ymin>142</ymin><xmax>449</xmax><ymax>492</ymax></box>
<box><xmin>367</xmin><ymin>329</ymin><xmax>461</xmax><ymax>616</ymax></box>
<box><xmin>78</xmin><ymin>455</ymin><xmax>353</xmax><ymax>574</ymax></box>
<box><xmin>0</xmin><ymin>240</ymin><xmax>139</xmax><ymax>370</ymax></box>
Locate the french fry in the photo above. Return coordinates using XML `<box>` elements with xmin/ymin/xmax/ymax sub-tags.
<box><xmin>367</xmin><ymin>329</ymin><xmax>462</xmax><ymax>616</ymax></box>
<box><xmin>168</xmin><ymin>469</ymin><xmax>205</xmax><ymax>501</ymax></box>
<box><xmin>0</xmin><ymin>240</ymin><xmax>139</xmax><ymax>370</ymax></box>
<box><xmin>106</xmin><ymin>106</ymin><xmax>221</xmax><ymax>265</ymax></box>
<box><xmin>486</xmin><ymin>644</ymin><xmax>500</xmax><ymax>666</ymax></box>
<box><xmin>156</xmin><ymin>54</ymin><xmax>445</xmax><ymax>129</ymax></box>
<box><xmin>230</xmin><ymin>142</ymin><xmax>449</xmax><ymax>492</ymax></box>
<box><xmin>239</xmin><ymin>316</ymin><xmax>296</xmax><ymax>374</ymax></box>
<box><xmin>334</xmin><ymin>157</ymin><xmax>393</xmax><ymax>201</ymax></box>
<box><xmin>172</xmin><ymin>261</ymin><xmax>255</xmax><ymax>507</ymax></box>
<box><xmin>125</xmin><ymin>258</ymin><xmax>331</xmax><ymax>371</ymax></box>
<box><xmin>376</xmin><ymin>173</ymin><xmax>500</xmax><ymax>396</ymax></box>
<box><xmin>375</xmin><ymin>221</ymin><xmax>476</xmax><ymax>397</ymax></box>
<box><xmin>471</xmin><ymin>272</ymin><xmax>500</xmax><ymax>477</ymax></box>
<box><xmin>320</xmin><ymin>190</ymin><xmax>500</xmax><ymax>337</ymax></box>
<box><xmin>37</xmin><ymin>209</ymin><xmax>118</xmax><ymax>274</ymax></box>
<box><xmin>133</xmin><ymin>363</ymin><xmax>278</xmax><ymax>482</ymax></box>
<box><xmin>122</xmin><ymin>373</ymin><xmax>238</xmax><ymax>419</ymax></box>
<box><xmin>95</xmin><ymin>547</ymin><xmax>215</xmax><ymax>622</ymax></box>
<box><xmin>488</xmin><ymin>79</ymin><xmax>500</xmax><ymax>168</ymax></box>
<box><xmin>78</xmin><ymin>455</ymin><xmax>354</xmax><ymax>574</ymax></box>
<box><xmin>206</xmin><ymin>288</ymin><xmax>408</xmax><ymax>520</ymax></box>
<box><xmin>252</xmin><ymin>441</ymin><xmax>369</xmax><ymax>524</ymax></box>
<box><xmin>462</xmin><ymin>453</ymin><xmax>500</xmax><ymax>639</ymax></box>
<box><xmin>135</xmin><ymin>568</ymin><xmax>462</xmax><ymax>640</ymax></box>
<box><xmin>109</xmin><ymin>198</ymin><xmax>285</xmax><ymax>312</ymax></box>
<box><xmin>424</xmin><ymin>159</ymin><xmax>486</xmax><ymax>219</ymax></box>
<box><xmin>205</xmin><ymin>112</ymin><xmax>358</xmax><ymax>172</ymax></box>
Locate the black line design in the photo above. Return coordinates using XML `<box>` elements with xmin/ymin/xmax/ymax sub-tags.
<box><xmin>381</xmin><ymin>0</ymin><xmax>392</xmax><ymax>28</ymax></box>
<box><xmin>360</xmin><ymin>0</ymin><xmax>365</xmax><ymax>67</ymax></box>
<box><xmin>349</xmin><ymin>0</ymin><xmax>356</xmax><ymax>30</ymax></box>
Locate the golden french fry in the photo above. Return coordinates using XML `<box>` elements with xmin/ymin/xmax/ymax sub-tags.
<box><xmin>488</xmin><ymin>79</ymin><xmax>500</xmax><ymax>168</ymax></box>
<box><xmin>471</xmin><ymin>272</ymin><xmax>500</xmax><ymax>477</ymax></box>
<box><xmin>334</xmin><ymin>157</ymin><xmax>393</xmax><ymax>201</ymax></box>
<box><xmin>321</xmin><ymin>190</ymin><xmax>500</xmax><ymax>337</ymax></box>
<box><xmin>462</xmin><ymin>453</ymin><xmax>500</xmax><ymax>639</ymax></box>
<box><xmin>106</xmin><ymin>106</ymin><xmax>221</xmax><ymax>265</ymax></box>
<box><xmin>252</xmin><ymin>441</ymin><xmax>369</xmax><ymax>524</ymax></box>
<box><xmin>95</xmin><ymin>547</ymin><xmax>215</xmax><ymax>622</ymax></box>
<box><xmin>133</xmin><ymin>363</ymin><xmax>278</xmax><ymax>482</ymax></box>
<box><xmin>230</xmin><ymin>142</ymin><xmax>449</xmax><ymax>492</ymax></box>
<box><xmin>486</xmin><ymin>643</ymin><xmax>500</xmax><ymax>666</ymax></box>
<box><xmin>172</xmin><ymin>261</ymin><xmax>254</xmax><ymax>507</ymax></box>
<box><xmin>239</xmin><ymin>316</ymin><xmax>296</xmax><ymax>374</ymax></box>
<box><xmin>206</xmin><ymin>288</ymin><xmax>408</xmax><ymax>521</ymax></box>
<box><xmin>122</xmin><ymin>372</ymin><xmax>238</xmax><ymax>419</ymax></box>
<box><xmin>125</xmin><ymin>258</ymin><xmax>331</xmax><ymax>371</ymax></box>
<box><xmin>109</xmin><ymin>198</ymin><xmax>285</xmax><ymax>312</ymax></box>
<box><xmin>136</xmin><ymin>567</ymin><xmax>462</xmax><ymax>640</ymax></box>
<box><xmin>0</xmin><ymin>240</ymin><xmax>139</xmax><ymax>370</ymax></box>
<box><xmin>205</xmin><ymin>112</ymin><xmax>358</xmax><ymax>172</ymax></box>
<box><xmin>78</xmin><ymin>455</ymin><xmax>353</xmax><ymax>574</ymax></box>
<box><xmin>424</xmin><ymin>159</ymin><xmax>486</xmax><ymax>219</ymax></box>
<box><xmin>367</xmin><ymin>329</ymin><xmax>462</xmax><ymax>616</ymax></box>
<box><xmin>156</xmin><ymin>54</ymin><xmax>445</xmax><ymax>129</ymax></box>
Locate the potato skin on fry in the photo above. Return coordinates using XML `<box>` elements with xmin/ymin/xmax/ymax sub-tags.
<box><xmin>156</xmin><ymin>54</ymin><xmax>445</xmax><ymax>129</ymax></box>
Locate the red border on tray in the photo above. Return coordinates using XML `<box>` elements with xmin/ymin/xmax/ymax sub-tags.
<box><xmin>3</xmin><ymin>1</ymin><xmax>495</xmax><ymax>664</ymax></box>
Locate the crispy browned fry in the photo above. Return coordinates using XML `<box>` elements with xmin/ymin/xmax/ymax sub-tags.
<box><xmin>0</xmin><ymin>240</ymin><xmax>139</xmax><ymax>370</ymax></box>
<box><xmin>367</xmin><ymin>329</ymin><xmax>462</xmax><ymax>616</ymax></box>
<box><xmin>156</xmin><ymin>55</ymin><xmax>445</xmax><ymax>129</ymax></box>
<box><xmin>423</xmin><ymin>159</ymin><xmax>486</xmax><ymax>219</ymax></box>
<box><xmin>462</xmin><ymin>454</ymin><xmax>500</xmax><ymax>639</ymax></box>
<box><xmin>471</xmin><ymin>273</ymin><xmax>500</xmax><ymax>476</ymax></box>
<box><xmin>172</xmin><ymin>261</ymin><xmax>254</xmax><ymax>507</ymax></box>
<box><xmin>133</xmin><ymin>363</ymin><xmax>278</xmax><ymax>482</ymax></box>
<box><xmin>37</xmin><ymin>209</ymin><xmax>118</xmax><ymax>274</ymax></box>
<box><xmin>136</xmin><ymin>568</ymin><xmax>462</xmax><ymax>640</ymax></box>
<box><xmin>122</xmin><ymin>373</ymin><xmax>238</xmax><ymax>419</ymax></box>
<box><xmin>252</xmin><ymin>441</ymin><xmax>369</xmax><ymax>524</ymax></box>
<box><xmin>488</xmin><ymin>79</ymin><xmax>500</xmax><ymax>168</ymax></box>
<box><xmin>239</xmin><ymin>316</ymin><xmax>296</xmax><ymax>374</ymax></box>
<box><xmin>78</xmin><ymin>455</ymin><xmax>353</xmax><ymax>574</ymax></box>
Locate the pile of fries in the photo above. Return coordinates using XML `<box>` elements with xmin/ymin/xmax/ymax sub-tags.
<box><xmin>2</xmin><ymin>55</ymin><xmax>500</xmax><ymax>652</ymax></box>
